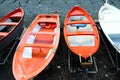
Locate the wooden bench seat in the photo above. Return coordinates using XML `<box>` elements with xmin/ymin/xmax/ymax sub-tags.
<box><xmin>0</xmin><ymin>32</ymin><xmax>8</xmax><ymax>36</ymax></box>
<box><xmin>24</xmin><ymin>43</ymin><xmax>54</xmax><ymax>48</ymax></box>
<box><xmin>0</xmin><ymin>22</ymin><xmax>18</xmax><ymax>26</ymax></box>
<box><xmin>66</xmin><ymin>21</ymin><xmax>91</xmax><ymax>25</ymax></box>
<box><xmin>31</xmin><ymin>32</ymin><xmax>55</xmax><ymax>35</ymax></box>
<box><xmin>11</xmin><ymin>12</ymin><xmax>22</xmax><ymax>17</ymax></box>
<box><xmin>66</xmin><ymin>31</ymin><xmax>94</xmax><ymax>36</ymax></box>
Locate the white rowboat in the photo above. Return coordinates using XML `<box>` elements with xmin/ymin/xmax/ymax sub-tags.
<box><xmin>98</xmin><ymin>2</ymin><xmax>120</xmax><ymax>53</ymax></box>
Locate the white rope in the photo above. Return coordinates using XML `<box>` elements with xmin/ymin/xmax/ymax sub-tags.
<box><xmin>105</xmin><ymin>0</ymin><xmax>108</xmax><ymax>4</ymax></box>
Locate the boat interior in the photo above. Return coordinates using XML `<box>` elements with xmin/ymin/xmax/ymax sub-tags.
<box><xmin>0</xmin><ymin>17</ymin><xmax>21</xmax><ymax>40</ymax></box>
<box><xmin>66</xmin><ymin>15</ymin><xmax>95</xmax><ymax>46</ymax></box>
<box><xmin>108</xmin><ymin>34</ymin><xmax>120</xmax><ymax>48</ymax></box>
<box><xmin>22</xmin><ymin>22</ymin><xmax>57</xmax><ymax>58</ymax></box>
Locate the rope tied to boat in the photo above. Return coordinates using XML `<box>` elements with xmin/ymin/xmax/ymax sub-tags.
<box><xmin>105</xmin><ymin>0</ymin><xmax>108</xmax><ymax>4</ymax></box>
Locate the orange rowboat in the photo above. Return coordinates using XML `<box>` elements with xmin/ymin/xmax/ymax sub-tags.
<box><xmin>0</xmin><ymin>7</ymin><xmax>24</xmax><ymax>51</ymax></box>
<box><xmin>12</xmin><ymin>14</ymin><xmax>60</xmax><ymax>80</ymax></box>
<box><xmin>64</xmin><ymin>5</ymin><xmax>100</xmax><ymax>59</ymax></box>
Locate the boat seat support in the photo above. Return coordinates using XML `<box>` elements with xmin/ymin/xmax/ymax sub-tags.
<box><xmin>24</xmin><ymin>43</ymin><xmax>54</xmax><ymax>48</ymax></box>
<box><xmin>11</xmin><ymin>12</ymin><xmax>22</xmax><ymax>18</ymax></box>
<box><xmin>66</xmin><ymin>31</ymin><xmax>94</xmax><ymax>36</ymax></box>
<box><xmin>66</xmin><ymin>21</ymin><xmax>91</xmax><ymax>25</ymax></box>
<box><xmin>79</xmin><ymin>55</ymin><xmax>98</xmax><ymax>73</ymax></box>
<box><xmin>0</xmin><ymin>32</ymin><xmax>8</xmax><ymax>37</ymax></box>
<box><xmin>0</xmin><ymin>22</ymin><xmax>18</xmax><ymax>26</ymax></box>
<box><xmin>79</xmin><ymin>55</ymin><xmax>93</xmax><ymax>66</ymax></box>
<box><xmin>31</xmin><ymin>32</ymin><xmax>55</xmax><ymax>36</ymax></box>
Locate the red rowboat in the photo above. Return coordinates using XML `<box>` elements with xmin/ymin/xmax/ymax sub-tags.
<box><xmin>64</xmin><ymin>5</ymin><xmax>100</xmax><ymax>59</ymax></box>
<box><xmin>0</xmin><ymin>7</ymin><xmax>24</xmax><ymax>51</ymax></box>
<box><xmin>12</xmin><ymin>14</ymin><xmax>60</xmax><ymax>80</ymax></box>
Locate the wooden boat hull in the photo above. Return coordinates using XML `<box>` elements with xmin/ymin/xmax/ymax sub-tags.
<box><xmin>0</xmin><ymin>7</ymin><xmax>24</xmax><ymax>51</ymax></box>
<box><xmin>98</xmin><ymin>3</ymin><xmax>120</xmax><ymax>54</ymax></box>
<box><xmin>64</xmin><ymin>5</ymin><xmax>100</xmax><ymax>59</ymax></box>
<box><xmin>12</xmin><ymin>14</ymin><xmax>60</xmax><ymax>80</ymax></box>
